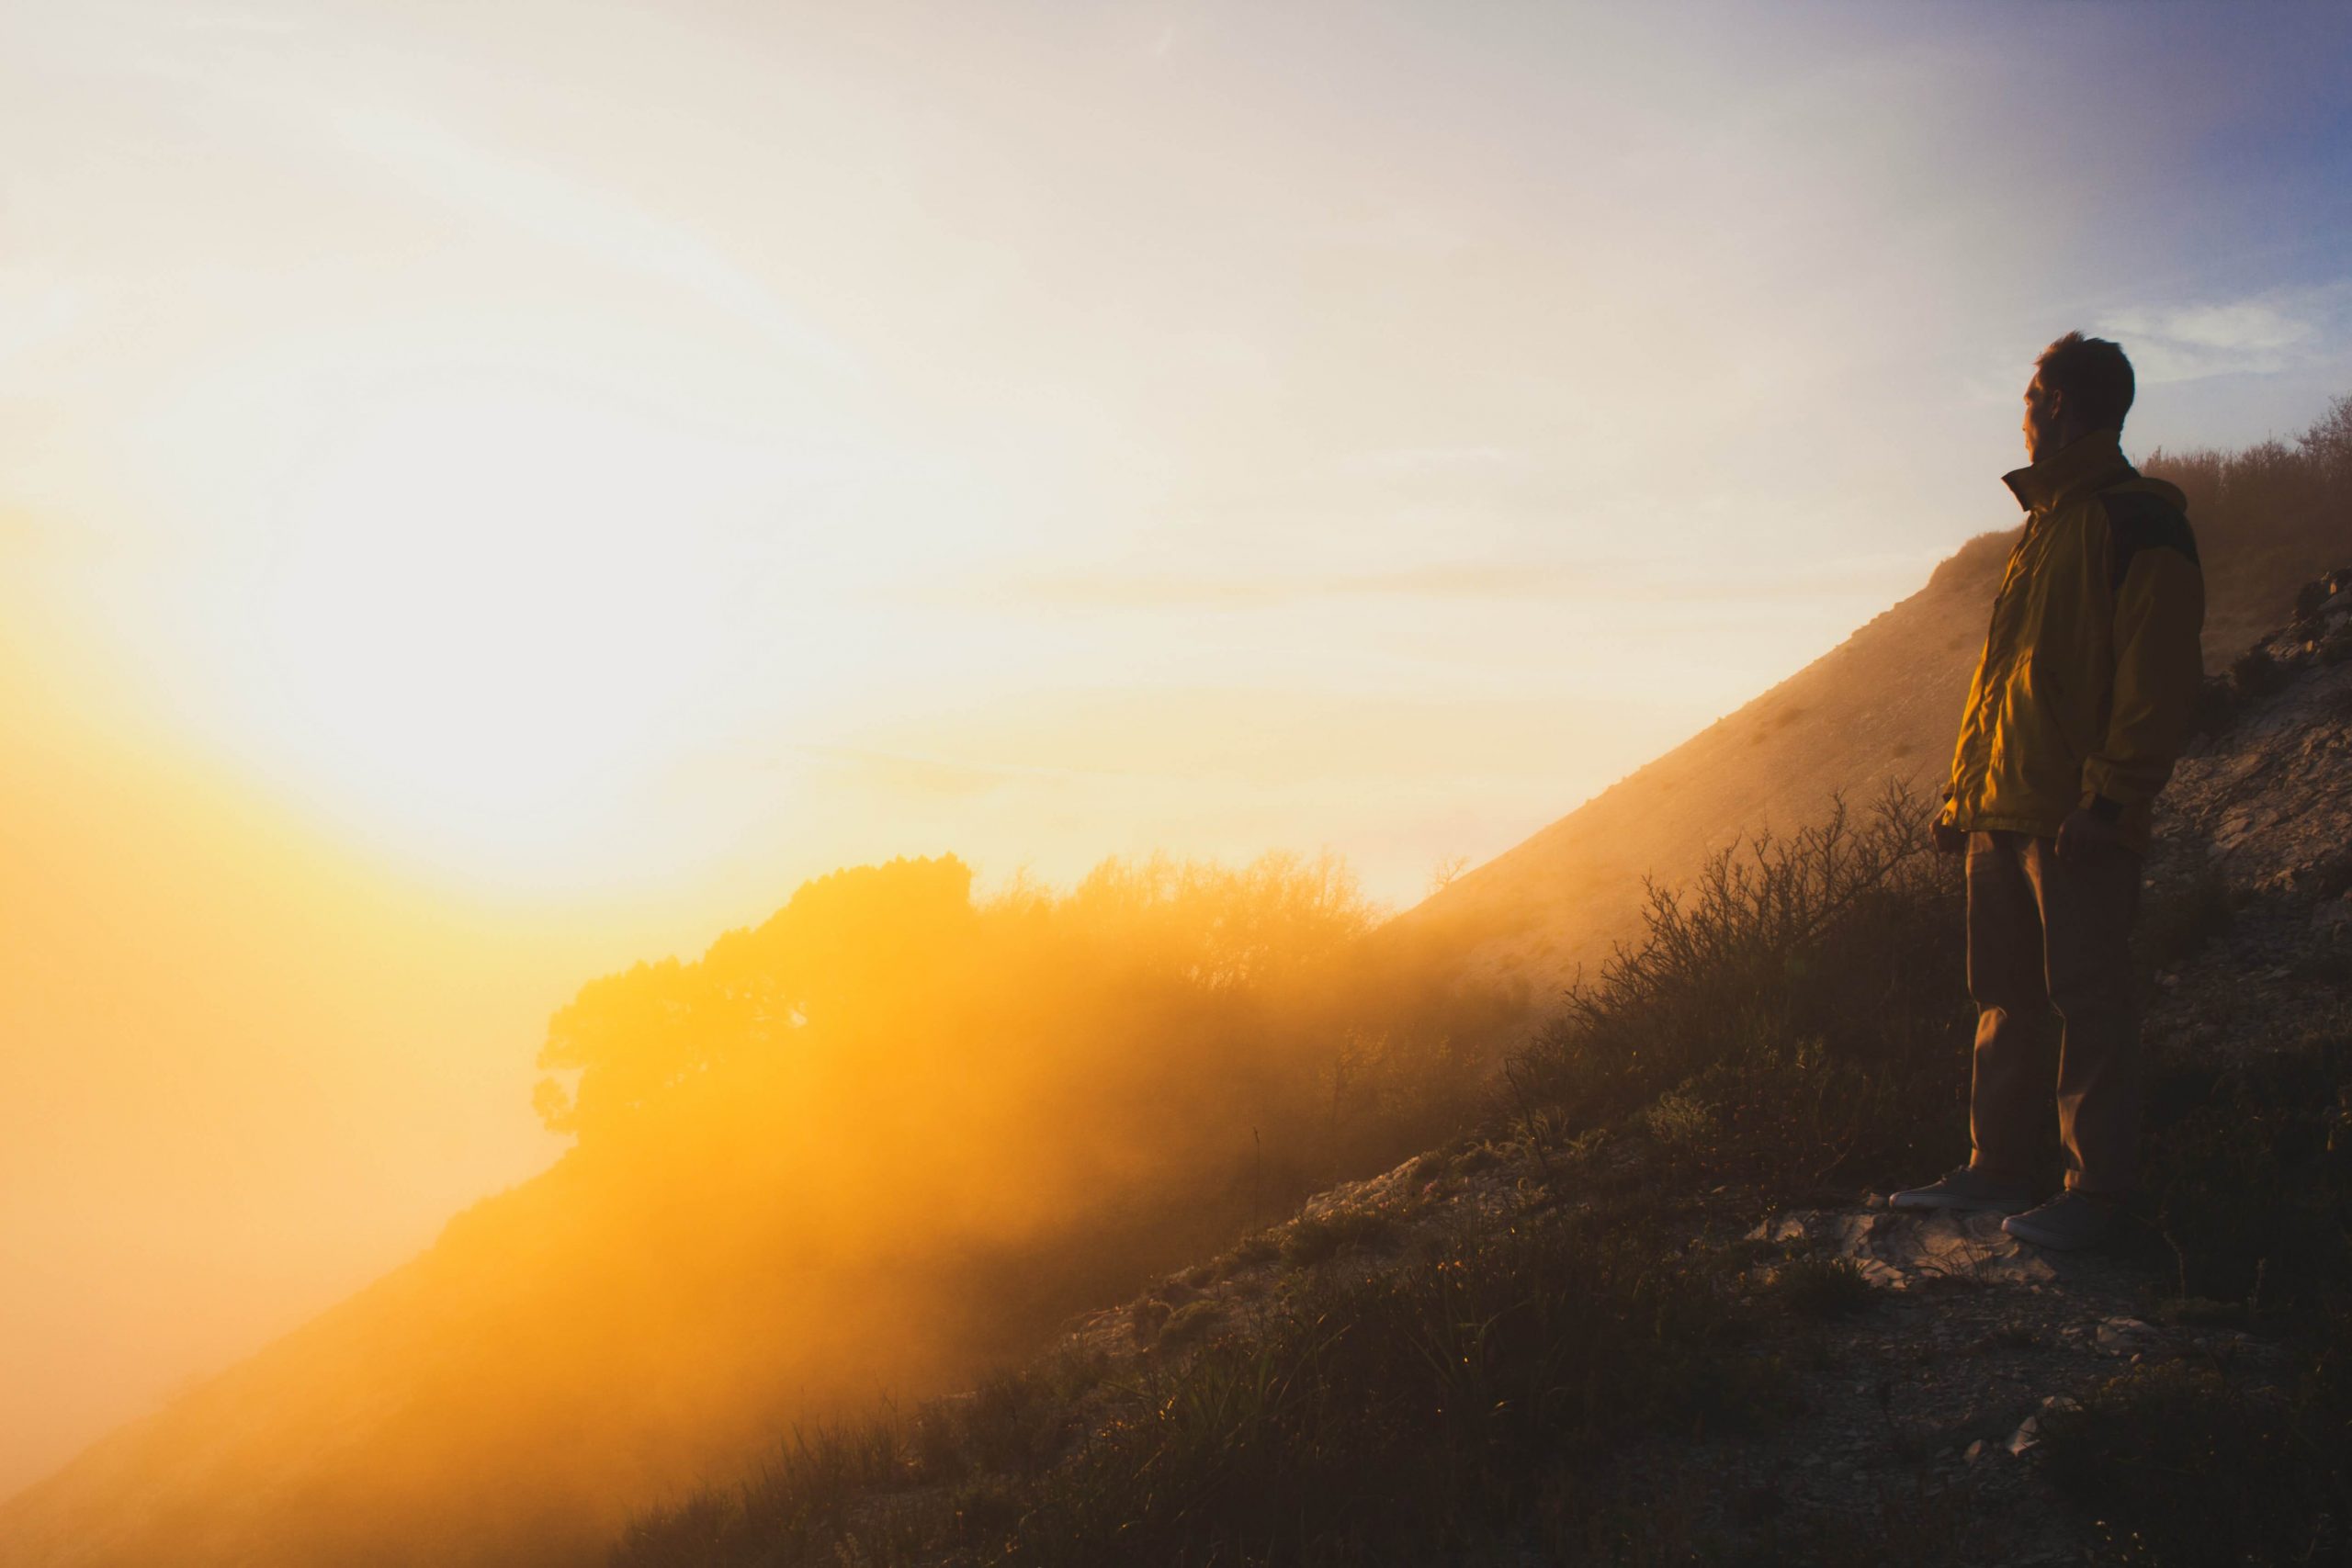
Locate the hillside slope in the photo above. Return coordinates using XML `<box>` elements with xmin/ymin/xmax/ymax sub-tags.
<box><xmin>1394</xmin><ymin>422</ymin><xmax>2352</xmax><ymax>1003</ymax></box>
<box><xmin>612</xmin><ymin>565</ymin><xmax>2352</xmax><ymax>1566</ymax></box>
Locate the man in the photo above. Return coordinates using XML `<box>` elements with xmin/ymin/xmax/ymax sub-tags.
<box><xmin>1891</xmin><ymin>333</ymin><xmax>2205</xmax><ymax>1250</ymax></box>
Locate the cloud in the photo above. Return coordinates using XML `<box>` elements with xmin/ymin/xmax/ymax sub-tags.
<box><xmin>2102</xmin><ymin>282</ymin><xmax>2352</xmax><ymax>383</ymax></box>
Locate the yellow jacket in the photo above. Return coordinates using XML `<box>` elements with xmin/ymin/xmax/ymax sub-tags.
<box><xmin>1940</xmin><ymin>430</ymin><xmax>2205</xmax><ymax>852</ymax></box>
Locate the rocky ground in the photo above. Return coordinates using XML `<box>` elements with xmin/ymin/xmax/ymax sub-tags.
<box><xmin>1690</xmin><ymin>1206</ymin><xmax>2292</xmax><ymax>1563</ymax></box>
<box><xmin>1046</xmin><ymin>1147</ymin><xmax>2291</xmax><ymax>1563</ymax></box>
<box><xmin>2143</xmin><ymin>567</ymin><xmax>2352</xmax><ymax>1065</ymax></box>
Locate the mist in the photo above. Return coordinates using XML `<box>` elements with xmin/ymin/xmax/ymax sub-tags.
<box><xmin>0</xmin><ymin>637</ymin><xmax>587</xmax><ymax>1495</ymax></box>
<box><xmin>1</xmin><ymin>845</ymin><xmax>1510</xmax><ymax>1565</ymax></box>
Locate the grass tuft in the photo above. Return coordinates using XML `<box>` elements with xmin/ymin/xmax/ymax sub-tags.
<box><xmin>1763</xmin><ymin>1255</ymin><xmax>1877</xmax><ymax>1318</ymax></box>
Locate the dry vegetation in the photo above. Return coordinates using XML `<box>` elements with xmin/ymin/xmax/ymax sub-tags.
<box><xmin>613</xmin><ymin>777</ymin><xmax>2352</xmax><ymax>1567</ymax></box>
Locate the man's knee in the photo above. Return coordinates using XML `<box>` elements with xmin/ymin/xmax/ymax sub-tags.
<box><xmin>2041</xmin><ymin>920</ymin><xmax>2137</xmax><ymax>1024</ymax></box>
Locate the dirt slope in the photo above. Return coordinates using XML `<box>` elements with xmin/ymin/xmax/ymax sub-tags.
<box><xmin>1389</xmin><ymin>528</ymin><xmax>2007</xmax><ymax>1000</ymax></box>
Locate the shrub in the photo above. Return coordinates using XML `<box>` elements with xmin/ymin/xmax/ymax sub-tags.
<box><xmin>2232</xmin><ymin>645</ymin><xmax>2285</xmax><ymax>702</ymax></box>
<box><xmin>1508</xmin><ymin>783</ymin><xmax>1971</xmax><ymax>1196</ymax></box>
<box><xmin>2040</xmin><ymin>1359</ymin><xmax>2350</xmax><ymax>1567</ymax></box>
<box><xmin>2145</xmin><ymin>1037</ymin><xmax>2352</xmax><ymax>1308</ymax></box>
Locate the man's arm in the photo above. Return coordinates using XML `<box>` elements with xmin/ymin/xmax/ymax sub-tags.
<box><xmin>2080</xmin><ymin>495</ymin><xmax>2206</xmax><ymax>817</ymax></box>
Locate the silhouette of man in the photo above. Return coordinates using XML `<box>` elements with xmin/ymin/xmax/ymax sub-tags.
<box><xmin>1891</xmin><ymin>333</ymin><xmax>2205</xmax><ymax>1249</ymax></box>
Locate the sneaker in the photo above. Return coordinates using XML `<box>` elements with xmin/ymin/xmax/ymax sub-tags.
<box><xmin>1888</xmin><ymin>1166</ymin><xmax>2035</xmax><ymax>1214</ymax></box>
<box><xmin>2001</xmin><ymin>1191</ymin><xmax>2121</xmax><ymax>1251</ymax></box>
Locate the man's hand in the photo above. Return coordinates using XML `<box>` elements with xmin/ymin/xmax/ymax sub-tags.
<box><xmin>2055</xmin><ymin>806</ymin><xmax>2123</xmax><ymax>864</ymax></box>
<box><xmin>1932</xmin><ymin>819</ymin><xmax>1967</xmax><ymax>856</ymax></box>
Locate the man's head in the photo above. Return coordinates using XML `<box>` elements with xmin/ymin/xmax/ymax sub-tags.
<box><xmin>2024</xmin><ymin>332</ymin><xmax>2134</xmax><ymax>462</ymax></box>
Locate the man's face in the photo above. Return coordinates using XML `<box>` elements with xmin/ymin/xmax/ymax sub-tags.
<box><xmin>2022</xmin><ymin>372</ymin><xmax>2063</xmax><ymax>461</ymax></box>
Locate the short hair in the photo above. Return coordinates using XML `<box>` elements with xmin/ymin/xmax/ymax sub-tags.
<box><xmin>2036</xmin><ymin>333</ymin><xmax>2135</xmax><ymax>432</ymax></box>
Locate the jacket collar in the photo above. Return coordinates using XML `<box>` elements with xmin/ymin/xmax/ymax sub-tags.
<box><xmin>2003</xmin><ymin>429</ymin><xmax>2133</xmax><ymax>513</ymax></box>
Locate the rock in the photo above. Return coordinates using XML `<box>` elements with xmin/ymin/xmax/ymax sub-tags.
<box><xmin>2007</xmin><ymin>1415</ymin><xmax>2041</xmax><ymax>1457</ymax></box>
<box><xmin>1964</xmin><ymin>1438</ymin><xmax>1987</xmax><ymax>1463</ymax></box>
<box><xmin>2097</xmin><ymin>1317</ymin><xmax>2160</xmax><ymax>1355</ymax></box>
<box><xmin>1757</xmin><ymin>1207</ymin><xmax>2061</xmax><ymax>1289</ymax></box>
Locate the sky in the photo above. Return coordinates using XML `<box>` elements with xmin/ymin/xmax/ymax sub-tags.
<box><xmin>6</xmin><ymin>0</ymin><xmax>2352</xmax><ymax>1499</ymax></box>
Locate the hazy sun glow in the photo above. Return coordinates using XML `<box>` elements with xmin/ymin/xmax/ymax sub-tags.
<box><xmin>248</xmin><ymin>389</ymin><xmax>754</xmax><ymax>863</ymax></box>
